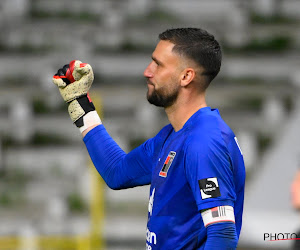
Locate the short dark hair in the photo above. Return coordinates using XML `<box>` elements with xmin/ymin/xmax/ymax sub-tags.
<box><xmin>159</xmin><ymin>28</ymin><xmax>222</xmax><ymax>89</ymax></box>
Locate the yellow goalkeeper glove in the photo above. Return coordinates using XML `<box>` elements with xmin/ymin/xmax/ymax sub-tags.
<box><xmin>52</xmin><ymin>60</ymin><xmax>101</xmax><ymax>132</ymax></box>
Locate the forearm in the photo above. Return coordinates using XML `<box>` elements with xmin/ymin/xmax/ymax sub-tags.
<box><xmin>83</xmin><ymin>125</ymin><xmax>151</xmax><ymax>189</ymax></box>
<box><xmin>52</xmin><ymin>60</ymin><xmax>151</xmax><ymax>189</ymax></box>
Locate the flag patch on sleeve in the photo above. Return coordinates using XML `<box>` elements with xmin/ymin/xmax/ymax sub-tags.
<box><xmin>198</xmin><ymin>177</ymin><xmax>221</xmax><ymax>199</ymax></box>
<box><xmin>201</xmin><ymin>206</ymin><xmax>235</xmax><ymax>227</ymax></box>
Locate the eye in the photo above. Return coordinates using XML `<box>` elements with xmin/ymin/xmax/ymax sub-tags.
<box><xmin>151</xmin><ymin>57</ymin><xmax>161</xmax><ymax>67</ymax></box>
<box><xmin>153</xmin><ymin>60</ymin><xmax>159</xmax><ymax>66</ymax></box>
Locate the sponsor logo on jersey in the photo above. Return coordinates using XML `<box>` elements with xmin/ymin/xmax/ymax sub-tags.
<box><xmin>148</xmin><ymin>188</ymin><xmax>155</xmax><ymax>216</ymax></box>
<box><xmin>146</xmin><ymin>228</ymin><xmax>157</xmax><ymax>249</ymax></box>
<box><xmin>198</xmin><ymin>177</ymin><xmax>221</xmax><ymax>199</ymax></box>
<box><xmin>159</xmin><ymin>151</ymin><xmax>176</xmax><ymax>177</ymax></box>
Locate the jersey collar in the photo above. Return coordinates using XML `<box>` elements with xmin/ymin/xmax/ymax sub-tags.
<box><xmin>172</xmin><ymin>107</ymin><xmax>216</xmax><ymax>134</ymax></box>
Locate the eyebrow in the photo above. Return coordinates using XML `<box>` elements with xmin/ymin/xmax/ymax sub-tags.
<box><xmin>151</xmin><ymin>55</ymin><xmax>163</xmax><ymax>66</ymax></box>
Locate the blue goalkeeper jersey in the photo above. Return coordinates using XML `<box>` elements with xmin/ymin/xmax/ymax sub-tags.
<box><xmin>143</xmin><ymin>107</ymin><xmax>245</xmax><ymax>249</ymax></box>
<box><xmin>84</xmin><ymin>107</ymin><xmax>245</xmax><ymax>249</ymax></box>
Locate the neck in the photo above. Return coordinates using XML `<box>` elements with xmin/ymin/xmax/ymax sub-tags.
<box><xmin>165</xmin><ymin>92</ymin><xmax>207</xmax><ymax>132</ymax></box>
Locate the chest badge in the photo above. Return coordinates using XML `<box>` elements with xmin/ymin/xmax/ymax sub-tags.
<box><xmin>159</xmin><ymin>151</ymin><xmax>176</xmax><ymax>177</ymax></box>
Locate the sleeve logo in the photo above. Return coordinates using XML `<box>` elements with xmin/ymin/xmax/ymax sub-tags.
<box><xmin>198</xmin><ymin>177</ymin><xmax>221</xmax><ymax>199</ymax></box>
<box><xmin>159</xmin><ymin>151</ymin><xmax>176</xmax><ymax>178</ymax></box>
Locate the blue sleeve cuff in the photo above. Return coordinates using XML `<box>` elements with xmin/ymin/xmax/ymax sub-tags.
<box><xmin>83</xmin><ymin>124</ymin><xmax>104</xmax><ymax>143</ymax></box>
<box><xmin>204</xmin><ymin>222</ymin><xmax>238</xmax><ymax>250</ymax></box>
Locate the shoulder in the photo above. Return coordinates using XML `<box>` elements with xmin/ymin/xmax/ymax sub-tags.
<box><xmin>185</xmin><ymin>111</ymin><xmax>218</xmax><ymax>142</ymax></box>
<box><xmin>145</xmin><ymin>123</ymin><xmax>173</xmax><ymax>143</ymax></box>
<box><xmin>157</xmin><ymin>123</ymin><xmax>173</xmax><ymax>139</ymax></box>
<box><xmin>142</xmin><ymin>124</ymin><xmax>173</xmax><ymax>151</ymax></box>
<box><xmin>184</xmin><ymin>110</ymin><xmax>232</xmax><ymax>153</ymax></box>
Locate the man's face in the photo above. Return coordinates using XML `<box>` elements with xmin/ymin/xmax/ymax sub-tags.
<box><xmin>144</xmin><ymin>40</ymin><xmax>183</xmax><ymax>108</ymax></box>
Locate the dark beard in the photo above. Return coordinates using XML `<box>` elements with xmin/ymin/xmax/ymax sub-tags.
<box><xmin>147</xmin><ymin>88</ymin><xmax>179</xmax><ymax>108</ymax></box>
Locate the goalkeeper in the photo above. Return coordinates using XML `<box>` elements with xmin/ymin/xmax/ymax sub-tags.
<box><xmin>53</xmin><ymin>28</ymin><xmax>245</xmax><ymax>249</ymax></box>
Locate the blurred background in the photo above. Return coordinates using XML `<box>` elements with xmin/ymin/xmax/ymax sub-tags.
<box><xmin>0</xmin><ymin>0</ymin><xmax>300</xmax><ymax>249</ymax></box>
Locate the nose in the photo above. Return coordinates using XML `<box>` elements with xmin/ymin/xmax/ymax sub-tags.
<box><xmin>144</xmin><ymin>62</ymin><xmax>154</xmax><ymax>78</ymax></box>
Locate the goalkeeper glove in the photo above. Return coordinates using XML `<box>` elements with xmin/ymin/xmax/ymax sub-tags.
<box><xmin>53</xmin><ymin>60</ymin><xmax>101</xmax><ymax>132</ymax></box>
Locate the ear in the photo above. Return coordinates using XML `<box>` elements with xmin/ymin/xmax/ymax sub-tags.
<box><xmin>180</xmin><ymin>68</ymin><xmax>195</xmax><ymax>87</ymax></box>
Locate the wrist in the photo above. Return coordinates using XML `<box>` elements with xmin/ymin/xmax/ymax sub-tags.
<box><xmin>72</xmin><ymin>94</ymin><xmax>96</xmax><ymax>127</ymax></box>
<box><xmin>79</xmin><ymin>111</ymin><xmax>102</xmax><ymax>133</ymax></box>
<box><xmin>67</xmin><ymin>94</ymin><xmax>102</xmax><ymax>131</ymax></box>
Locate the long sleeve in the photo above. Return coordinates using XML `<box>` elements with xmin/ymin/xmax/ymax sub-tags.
<box><xmin>204</xmin><ymin>222</ymin><xmax>238</xmax><ymax>250</ymax></box>
<box><xmin>83</xmin><ymin>125</ymin><xmax>153</xmax><ymax>189</ymax></box>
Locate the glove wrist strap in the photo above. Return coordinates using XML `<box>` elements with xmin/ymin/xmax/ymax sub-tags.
<box><xmin>67</xmin><ymin>95</ymin><xmax>102</xmax><ymax>132</ymax></box>
<box><xmin>73</xmin><ymin>95</ymin><xmax>96</xmax><ymax>127</ymax></box>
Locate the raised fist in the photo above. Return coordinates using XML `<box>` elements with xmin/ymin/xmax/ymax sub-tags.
<box><xmin>53</xmin><ymin>60</ymin><xmax>94</xmax><ymax>103</ymax></box>
<box><xmin>52</xmin><ymin>60</ymin><xmax>99</xmax><ymax>128</ymax></box>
